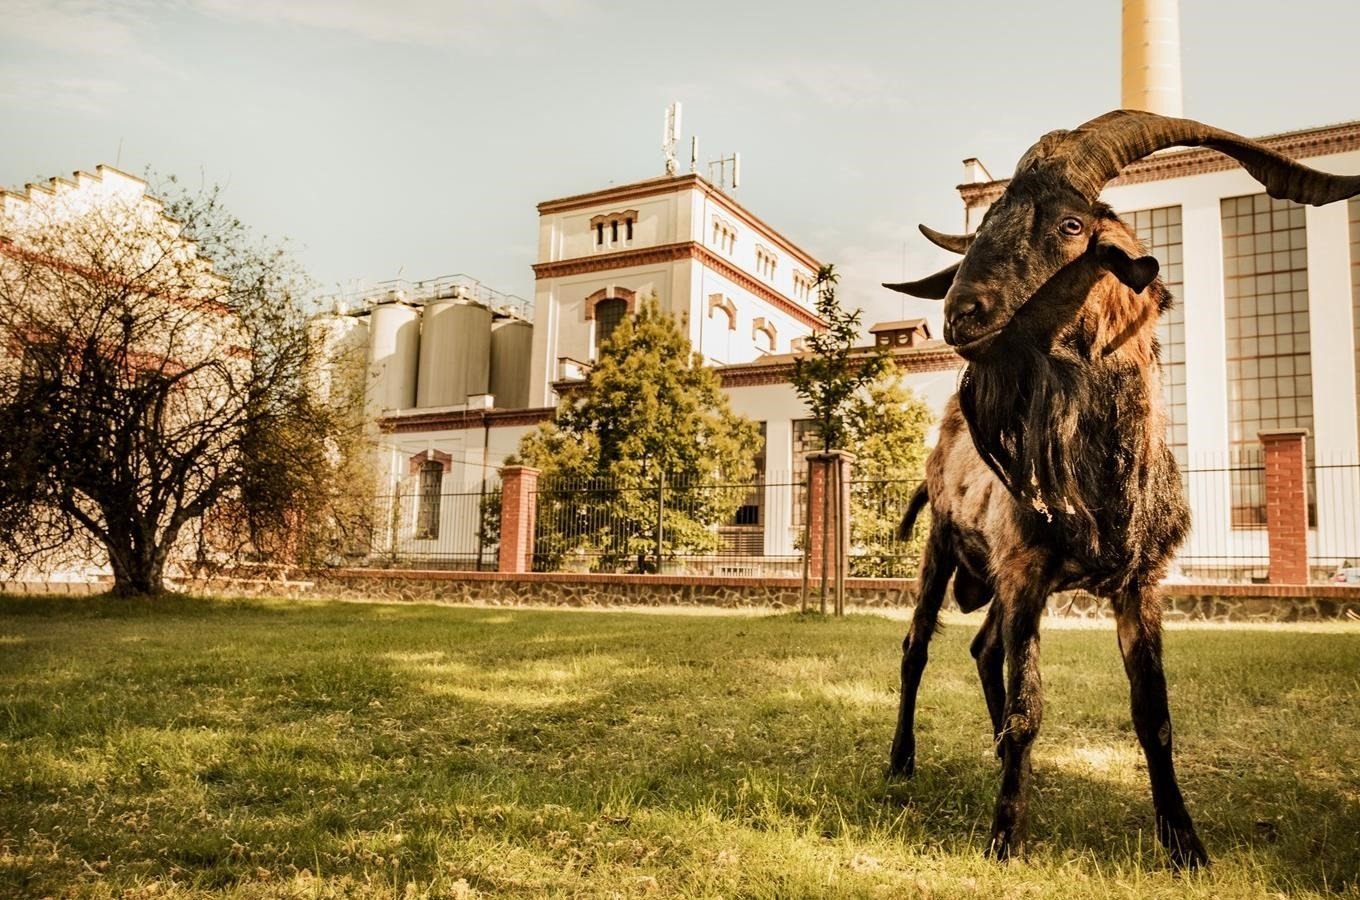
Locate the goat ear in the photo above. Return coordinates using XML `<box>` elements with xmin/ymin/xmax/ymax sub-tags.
<box><xmin>883</xmin><ymin>262</ymin><xmax>959</xmax><ymax>300</ymax></box>
<box><xmin>1095</xmin><ymin>239</ymin><xmax>1159</xmax><ymax>294</ymax></box>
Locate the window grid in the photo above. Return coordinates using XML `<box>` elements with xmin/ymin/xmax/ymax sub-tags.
<box><xmin>416</xmin><ymin>461</ymin><xmax>443</xmax><ymax>540</ymax></box>
<box><xmin>1124</xmin><ymin>205</ymin><xmax>1186</xmax><ymax>472</ymax></box>
<box><xmin>594</xmin><ymin>297</ymin><xmax>628</xmax><ymax>351</ymax></box>
<box><xmin>1220</xmin><ymin>193</ymin><xmax>1315</xmax><ymax>527</ymax></box>
<box><xmin>1350</xmin><ymin>197</ymin><xmax>1360</xmax><ymax>456</ymax></box>
<box><xmin>791</xmin><ymin>420</ymin><xmax>820</xmax><ymax>529</ymax></box>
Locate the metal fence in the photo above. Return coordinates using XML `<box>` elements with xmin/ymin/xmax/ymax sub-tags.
<box><xmin>1171</xmin><ymin>453</ymin><xmax>1358</xmax><ymax>583</ymax></box>
<box><xmin>530</xmin><ymin>473</ymin><xmax>806</xmax><ymax>576</ymax></box>
<box><xmin>366</xmin><ymin>478</ymin><xmax>501</xmax><ymax>570</ymax></box>
<box><xmin>354</xmin><ymin>458</ymin><xmax>1359</xmax><ymax>585</ymax></box>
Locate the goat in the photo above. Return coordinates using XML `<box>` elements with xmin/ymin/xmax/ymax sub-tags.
<box><xmin>881</xmin><ymin>109</ymin><xmax>1360</xmax><ymax>869</ymax></box>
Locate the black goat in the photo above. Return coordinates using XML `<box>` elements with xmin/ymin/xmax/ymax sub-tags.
<box><xmin>882</xmin><ymin>109</ymin><xmax>1360</xmax><ymax>868</ymax></box>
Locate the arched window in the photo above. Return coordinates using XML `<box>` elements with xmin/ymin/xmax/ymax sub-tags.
<box><xmin>595</xmin><ymin>297</ymin><xmax>628</xmax><ymax>349</ymax></box>
<box><xmin>416</xmin><ymin>460</ymin><xmax>444</xmax><ymax>539</ymax></box>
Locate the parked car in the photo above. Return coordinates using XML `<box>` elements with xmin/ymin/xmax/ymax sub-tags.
<box><xmin>1333</xmin><ymin>560</ymin><xmax>1360</xmax><ymax>584</ymax></box>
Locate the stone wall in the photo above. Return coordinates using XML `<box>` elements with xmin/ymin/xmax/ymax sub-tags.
<box><xmin>178</xmin><ymin>569</ymin><xmax>1360</xmax><ymax>622</ymax></box>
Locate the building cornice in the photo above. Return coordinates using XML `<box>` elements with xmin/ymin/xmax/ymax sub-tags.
<box><xmin>532</xmin><ymin>240</ymin><xmax>829</xmax><ymax>331</ymax></box>
<box><xmin>380</xmin><ymin>407</ymin><xmax>554</xmax><ymax>434</ymax></box>
<box><xmin>957</xmin><ymin>120</ymin><xmax>1360</xmax><ymax>210</ymax></box>
<box><xmin>717</xmin><ymin>343</ymin><xmax>963</xmax><ymax>388</ymax></box>
<box><xmin>536</xmin><ymin>173</ymin><xmax>822</xmax><ymax>272</ymax></box>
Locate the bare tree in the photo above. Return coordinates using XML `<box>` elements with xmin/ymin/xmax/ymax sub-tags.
<box><xmin>0</xmin><ymin>169</ymin><xmax>355</xmax><ymax>595</ymax></box>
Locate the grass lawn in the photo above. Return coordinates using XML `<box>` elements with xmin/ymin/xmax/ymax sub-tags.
<box><xmin>1</xmin><ymin>595</ymin><xmax>1357</xmax><ymax>899</ymax></box>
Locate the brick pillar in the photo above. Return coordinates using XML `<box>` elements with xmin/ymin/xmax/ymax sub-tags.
<box><xmin>498</xmin><ymin>465</ymin><xmax>540</xmax><ymax>574</ymax></box>
<box><xmin>805</xmin><ymin>450</ymin><xmax>855</xmax><ymax>589</ymax></box>
<box><xmin>1260</xmin><ymin>429</ymin><xmax>1309</xmax><ymax>585</ymax></box>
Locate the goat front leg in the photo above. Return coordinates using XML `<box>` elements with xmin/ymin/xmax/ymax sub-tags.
<box><xmin>1116</xmin><ymin>591</ymin><xmax>1208</xmax><ymax>870</ymax></box>
<box><xmin>987</xmin><ymin>598</ymin><xmax>1045</xmax><ymax>861</ymax></box>
<box><xmin>888</xmin><ymin>524</ymin><xmax>956</xmax><ymax>777</ymax></box>
<box><xmin>969</xmin><ymin>599</ymin><xmax>1005</xmax><ymax>755</ymax></box>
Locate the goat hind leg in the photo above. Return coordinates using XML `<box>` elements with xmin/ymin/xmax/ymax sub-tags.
<box><xmin>1116</xmin><ymin>593</ymin><xmax>1208</xmax><ymax>870</ymax></box>
<box><xmin>888</xmin><ymin>526</ymin><xmax>955</xmax><ymax>778</ymax></box>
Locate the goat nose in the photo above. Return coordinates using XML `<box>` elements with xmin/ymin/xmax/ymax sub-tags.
<box><xmin>952</xmin><ymin>296</ymin><xmax>982</xmax><ymax>321</ymax></box>
<box><xmin>946</xmin><ymin>286</ymin><xmax>987</xmax><ymax>328</ymax></box>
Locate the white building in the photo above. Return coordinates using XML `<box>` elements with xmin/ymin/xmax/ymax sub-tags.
<box><xmin>355</xmin><ymin>171</ymin><xmax>962</xmax><ymax>568</ymax></box>
<box><xmin>527</xmin><ymin>172</ymin><xmax>828</xmax><ymax>406</ymax></box>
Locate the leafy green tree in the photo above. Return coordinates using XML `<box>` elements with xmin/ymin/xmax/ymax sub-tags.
<box><xmin>513</xmin><ymin>298</ymin><xmax>758</xmax><ymax>572</ymax></box>
<box><xmin>790</xmin><ymin>265</ymin><xmax>891</xmax><ymax>452</ymax></box>
<box><xmin>847</xmin><ymin>377</ymin><xmax>932</xmax><ymax>577</ymax></box>
<box><xmin>789</xmin><ymin>264</ymin><xmax>932</xmax><ymax>577</ymax></box>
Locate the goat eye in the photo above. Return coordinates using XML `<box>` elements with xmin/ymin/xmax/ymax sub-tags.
<box><xmin>1059</xmin><ymin>217</ymin><xmax>1084</xmax><ymax>236</ymax></box>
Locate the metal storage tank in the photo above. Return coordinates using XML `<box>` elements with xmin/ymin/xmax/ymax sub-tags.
<box><xmin>366</xmin><ymin>300</ymin><xmax>420</xmax><ymax>412</ymax></box>
<box><xmin>490</xmin><ymin>319</ymin><xmax>534</xmax><ymax>409</ymax></box>
<box><xmin>415</xmin><ymin>300</ymin><xmax>492</xmax><ymax>408</ymax></box>
<box><xmin>307</xmin><ymin>312</ymin><xmax>369</xmax><ymax>408</ymax></box>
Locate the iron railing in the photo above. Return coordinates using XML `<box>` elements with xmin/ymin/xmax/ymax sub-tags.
<box><xmin>530</xmin><ymin>473</ymin><xmax>806</xmax><ymax>576</ymax></box>
<box><xmin>352</xmin><ymin>457</ymin><xmax>1359</xmax><ymax>585</ymax></box>
<box><xmin>365</xmin><ymin>478</ymin><xmax>501</xmax><ymax>570</ymax></box>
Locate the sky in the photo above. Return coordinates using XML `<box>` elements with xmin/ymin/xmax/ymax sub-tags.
<box><xmin>4</xmin><ymin>0</ymin><xmax>1360</xmax><ymax>334</ymax></box>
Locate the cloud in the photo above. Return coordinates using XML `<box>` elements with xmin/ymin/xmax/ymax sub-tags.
<box><xmin>0</xmin><ymin>68</ymin><xmax>127</xmax><ymax>115</ymax></box>
<box><xmin>737</xmin><ymin>60</ymin><xmax>907</xmax><ymax>110</ymax></box>
<box><xmin>1</xmin><ymin>0</ymin><xmax>167</xmax><ymax>68</ymax></box>
<box><xmin>189</xmin><ymin>0</ymin><xmax>595</xmax><ymax>48</ymax></box>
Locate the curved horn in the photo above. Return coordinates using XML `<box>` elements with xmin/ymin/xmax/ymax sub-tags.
<box><xmin>1051</xmin><ymin>109</ymin><xmax>1360</xmax><ymax>206</ymax></box>
<box><xmin>919</xmin><ymin>224</ymin><xmax>974</xmax><ymax>255</ymax></box>
<box><xmin>883</xmin><ymin>262</ymin><xmax>959</xmax><ymax>300</ymax></box>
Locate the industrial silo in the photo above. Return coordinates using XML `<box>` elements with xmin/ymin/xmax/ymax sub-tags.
<box><xmin>366</xmin><ymin>299</ymin><xmax>420</xmax><ymax>412</ymax></box>
<box><xmin>306</xmin><ymin>311</ymin><xmax>369</xmax><ymax>408</ymax></box>
<box><xmin>490</xmin><ymin>319</ymin><xmax>534</xmax><ymax>409</ymax></box>
<box><xmin>415</xmin><ymin>299</ymin><xmax>492</xmax><ymax>408</ymax></box>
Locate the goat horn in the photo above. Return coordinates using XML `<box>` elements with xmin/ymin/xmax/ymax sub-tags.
<box><xmin>919</xmin><ymin>224</ymin><xmax>974</xmax><ymax>254</ymax></box>
<box><xmin>883</xmin><ymin>262</ymin><xmax>959</xmax><ymax>300</ymax></box>
<box><xmin>1050</xmin><ymin>109</ymin><xmax>1360</xmax><ymax>206</ymax></box>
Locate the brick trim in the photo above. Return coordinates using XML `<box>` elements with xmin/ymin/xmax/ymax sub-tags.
<box><xmin>536</xmin><ymin>173</ymin><xmax>822</xmax><ymax>271</ymax></box>
<box><xmin>583</xmin><ymin>286</ymin><xmax>638</xmax><ymax>321</ymax></box>
<box><xmin>533</xmin><ymin>240</ymin><xmax>828</xmax><ymax>330</ymax></box>
<box><xmin>408</xmin><ymin>449</ymin><xmax>453</xmax><ymax>475</ymax></box>
<box><xmin>708</xmin><ymin>293</ymin><xmax>737</xmax><ymax>330</ymax></box>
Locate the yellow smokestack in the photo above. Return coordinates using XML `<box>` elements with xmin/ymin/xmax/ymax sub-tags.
<box><xmin>1121</xmin><ymin>0</ymin><xmax>1183</xmax><ymax>116</ymax></box>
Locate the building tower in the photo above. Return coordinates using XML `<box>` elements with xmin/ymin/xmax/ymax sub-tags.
<box><xmin>1121</xmin><ymin>0</ymin><xmax>1184</xmax><ymax>116</ymax></box>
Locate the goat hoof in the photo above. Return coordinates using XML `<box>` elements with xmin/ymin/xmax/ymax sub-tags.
<box><xmin>886</xmin><ymin>757</ymin><xmax>915</xmax><ymax>779</ymax></box>
<box><xmin>1164</xmin><ymin>827</ymin><xmax>1209</xmax><ymax>871</ymax></box>
<box><xmin>985</xmin><ymin>828</ymin><xmax>1021</xmax><ymax>862</ymax></box>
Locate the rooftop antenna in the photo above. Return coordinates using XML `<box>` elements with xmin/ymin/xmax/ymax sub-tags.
<box><xmin>689</xmin><ymin>135</ymin><xmax>699</xmax><ymax>174</ymax></box>
<box><xmin>707</xmin><ymin>151</ymin><xmax>741</xmax><ymax>193</ymax></box>
<box><xmin>662</xmin><ymin>102</ymin><xmax>682</xmax><ymax>176</ymax></box>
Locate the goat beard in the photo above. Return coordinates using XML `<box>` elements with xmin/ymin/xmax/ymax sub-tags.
<box><xmin>958</xmin><ymin>345</ymin><xmax>1150</xmax><ymax>564</ymax></box>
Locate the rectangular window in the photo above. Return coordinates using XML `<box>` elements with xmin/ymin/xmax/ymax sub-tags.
<box><xmin>1124</xmin><ymin>205</ymin><xmax>1187</xmax><ymax>473</ymax></box>
<box><xmin>1220</xmin><ymin>194</ymin><xmax>1315</xmax><ymax>527</ymax></box>
<box><xmin>611</xmin><ymin>220</ymin><xmax>618</xmax><ymax>243</ymax></box>
<box><xmin>626</xmin><ymin>218</ymin><xmax>634</xmax><ymax>241</ymax></box>
<box><xmin>791</xmin><ymin>419</ymin><xmax>822</xmax><ymax>530</ymax></box>
<box><xmin>596</xmin><ymin>223</ymin><xmax>604</xmax><ymax>247</ymax></box>
<box><xmin>1350</xmin><ymin>197</ymin><xmax>1360</xmax><ymax>457</ymax></box>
